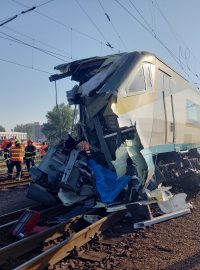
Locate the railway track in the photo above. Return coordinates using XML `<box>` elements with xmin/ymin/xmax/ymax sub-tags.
<box><xmin>0</xmin><ymin>159</ymin><xmax>36</xmax><ymax>189</ymax></box>
<box><xmin>0</xmin><ymin>204</ymin><xmax>67</xmax><ymax>236</ymax></box>
<box><xmin>0</xmin><ymin>204</ymin><xmax>126</xmax><ymax>270</ymax></box>
<box><xmin>0</xmin><ymin>178</ymin><xmax>31</xmax><ymax>189</ymax></box>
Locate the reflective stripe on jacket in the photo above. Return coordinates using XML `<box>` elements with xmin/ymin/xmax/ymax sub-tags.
<box><xmin>25</xmin><ymin>145</ymin><xmax>36</xmax><ymax>159</ymax></box>
<box><xmin>10</xmin><ymin>145</ymin><xmax>25</xmax><ymax>162</ymax></box>
<box><xmin>4</xmin><ymin>142</ymin><xmax>12</xmax><ymax>160</ymax></box>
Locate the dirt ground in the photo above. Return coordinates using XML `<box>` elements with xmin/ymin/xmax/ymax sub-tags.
<box><xmin>0</xmin><ymin>187</ymin><xmax>39</xmax><ymax>215</ymax></box>
<box><xmin>55</xmin><ymin>193</ymin><xmax>200</xmax><ymax>270</ymax></box>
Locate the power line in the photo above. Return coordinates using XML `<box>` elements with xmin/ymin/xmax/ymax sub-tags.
<box><xmin>75</xmin><ymin>0</ymin><xmax>115</xmax><ymax>50</ymax></box>
<box><xmin>37</xmin><ymin>0</ymin><xmax>56</xmax><ymax>8</ymax></box>
<box><xmin>152</xmin><ymin>0</ymin><xmax>200</xmax><ymax>78</ymax></box>
<box><xmin>11</xmin><ymin>0</ymin><xmax>116</xmax><ymax>51</ymax></box>
<box><xmin>128</xmin><ymin>0</ymin><xmax>152</xmax><ymax>31</ymax></box>
<box><xmin>114</xmin><ymin>0</ymin><xmax>199</xmax><ymax>83</ymax></box>
<box><xmin>0</xmin><ymin>56</ymin><xmax>51</xmax><ymax>74</ymax></box>
<box><xmin>0</xmin><ymin>6</ymin><xmax>36</xmax><ymax>27</ymax></box>
<box><xmin>0</xmin><ymin>0</ymin><xmax>56</xmax><ymax>27</ymax></box>
<box><xmin>0</xmin><ymin>31</ymin><xmax>73</xmax><ymax>61</ymax></box>
<box><xmin>0</xmin><ymin>15</ymin><xmax>18</xmax><ymax>27</ymax></box>
<box><xmin>97</xmin><ymin>0</ymin><xmax>127</xmax><ymax>51</ymax></box>
<box><xmin>127</xmin><ymin>0</ymin><xmax>193</xmax><ymax>78</ymax></box>
<box><xmin>4</xmin><ymin>25</ymin><xmax>71</xmax><ymax>57</ymax></box>
<box><xmin>129</xmin><ymin>0</ymin><xmax>200</xmax><ymax>82</ymax></box>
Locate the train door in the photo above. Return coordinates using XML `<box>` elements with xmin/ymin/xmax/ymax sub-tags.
<box><xmin>158</xmin><ymin>70</ymin><xmax>175</xmax><ymax>144</ymax></box>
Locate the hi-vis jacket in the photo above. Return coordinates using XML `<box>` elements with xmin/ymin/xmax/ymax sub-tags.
<box><xmin>41</xmin><ymin>144</ymin><xmax>48</xmax><ymax>157</ymax></box>
<box><xmin>10</xmin><ymin>145</ymin><xmax>25</xmax><ymax>162</ymax></box>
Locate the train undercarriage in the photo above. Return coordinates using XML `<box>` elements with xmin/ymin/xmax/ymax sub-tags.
<box><xmin>155</xmin><ymin>149</ymin><xmax>200</xmax><ymax>193</ymax></box>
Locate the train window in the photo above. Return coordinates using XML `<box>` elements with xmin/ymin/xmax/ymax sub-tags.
<box><xmin>186</xmin><ymin>99</ymin><xmax>200</xmax><ymax>125</ymax></box>
<box><xmin>127</xmin><ymin>63</ymin><xmax>155</xmax><ymax>94</ymax></box>
<box><xmin>128</xmin><ymin>66</ymin><xmax>145</xmax><ymax>93</ymax></box>
<box><xmin>144</xmin><ymin>63</ymin><xmax>155</xmax><ymax>89</ymax></box>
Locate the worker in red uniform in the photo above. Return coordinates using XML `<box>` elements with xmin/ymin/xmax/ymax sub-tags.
<box><xmin>8</xmin><ymin>139</ymin><xmax>25</xmax><ymax>180</ymax></box>
<box><xmin>40</xmin><ymin>142</ymin><xmax>48</xmax><ymax>158</ymax></box>
<box><xmin>1</xmin><ymin>136</ymin><xmax>8</xmax><ymax>152</ymax></box>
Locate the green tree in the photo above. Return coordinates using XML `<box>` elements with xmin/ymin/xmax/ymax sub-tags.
<box><xmin>14</xmin><ymin>124</ymin><xmax>34</xmax><ymax>139</ymax></box>
<box><xmin>0</xmin><ymin>125</ymin><xmax>5</xmax><ymax>132</ymax></box>
<box><xmin>42</xmin><ymin>103</ymin><xmax>74</xmax><ymax>141</ymax></box>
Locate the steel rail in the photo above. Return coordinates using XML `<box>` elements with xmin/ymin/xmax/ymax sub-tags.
<box><xmin>0</xmin><ymin>204</ymin><xmax>67</xmax><ymax>237</ymax></box>
<box><xmin>0</xmin><ymin>208</ymin><xmax>34</xmax><ymax>226</ymax></box>
<box><xmin>14</xmin><ymin>210</ymin><xmax>126</xmax><ymax>270</ymax></box>
<box><xmin>0</xmin><ymin>179</ymin><xmax>31</xmax><ymax>189</ymax></box>
<box><xmin>0</xmin><ymin>204</ymin><xmax>86</xmax><ymax>263</ymax></box>
<box><xmin>0</xmin><ymin>215</ymin><xmax>81</xmax><ymax>265</ymax></box>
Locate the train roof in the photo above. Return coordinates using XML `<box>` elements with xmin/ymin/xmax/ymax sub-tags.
<box><xmin>49</xmin><ymin>51</ymin><xmax>188</xmax><ymax>85</ymax></box>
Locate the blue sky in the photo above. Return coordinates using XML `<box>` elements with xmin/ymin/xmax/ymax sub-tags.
<box><xmin>1</xmin><ymin>0</ymin><xmax>200</xmax><ymax>130</ymax></box>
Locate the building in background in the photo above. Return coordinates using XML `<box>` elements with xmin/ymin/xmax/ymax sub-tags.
<box><xmin>13</xmin><ymin>122</ymin><xmax>46</xmax><ymax>142</ymax></box>
<box><xmin>0</xmin><ymin>132</ymin><xmax>27</xmax><ymax>142</ymax></box>
<box><xmin>32</xmin><ymin>122</ymin><xmax>46</xmax><ymax>142</ymax></box>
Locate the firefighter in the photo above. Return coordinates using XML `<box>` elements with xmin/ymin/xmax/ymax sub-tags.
<box><xmin>4</xmin><ymin>139</ymin><xmax>13</xmax><ymax>174</ymax></box>
<box><xmin>8</xmin><ymin>139</ymin><xmax>25</xmax><ymax>180</ymax></box>
<box><xmin>1</xmin><ymin>136</ymin><xmax>8</xmax><ymax>152</ymax></box>
<box><xmin>40</xmin><ymin>142</ymin><xmax>48</xmax><ymax>158</ymax></box>
<box><xmin>25</xmin><ymin>139</ymin><xmax>36</xmax><ymax>172</ymax></box>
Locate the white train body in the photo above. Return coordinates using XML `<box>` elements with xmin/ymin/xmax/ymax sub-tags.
<box><xmin>52</xmin><ymin>51</ymin><xmax>200</xmax><ymax>187</ymax></box>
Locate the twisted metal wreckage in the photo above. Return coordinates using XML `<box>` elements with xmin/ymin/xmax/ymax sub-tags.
<box><xmin>27</xmin><ymin>51</ymin><xmax>200</xmax><ymax>225</ymax></box>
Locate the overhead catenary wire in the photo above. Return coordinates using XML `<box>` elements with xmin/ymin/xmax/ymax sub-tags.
<box><xmin>128</xmin><ymin>0</ymin><xmax>152</xmax><ymax>31</ymax></box>
<box><xmin>0</xmin><ymin>15</ymin><xmax>18</xmax><ymax>27</ymax></box>
<box><xmin>152</xmin><ymin>0</ymin><xmax>200</xmax><ymax>79</ymax></box>
<box><xmin>114</xmin><ymin>0</ymin><xmax>199</xmax><ymax>84</ymax></box>
<box><xmin>11</xmin><ymin>0</ymin><xmax>118</xmax><ymax>52</ymax></box>
<box><xmin>97</xmin><ymin>0</ymin><xmax>127</xmax><ymax>51</ymax></box>
<box><xmin>36</xmin><ymin>0</ymin><xmax>56</xmax><ymax>8</ymax></box>
<box><xmin>129</xmin><ymin>0</ymin><xmax>200</xmax><ymax>83</ymax></box>
<box><xmin>4</xmin><ymin>25</ymin><xmax>73</xmax><ymax>57</ymax></box>
<box><xmin>0</xmin><ymin>0</ymin><xmax>56</xmax><ymax>27</ymax></box>
<box><xmin>0</xmin><ymin>57</ymin><xmax>51</xmax><ymax>74</ymax></box>
<box><xmin>75</xmin><ymin>0</ymin><xmax>115</xmax><ymax>51</ymax></box>
<box><xmin>127</xmin><ymin>0</ymin><xmax>191</xmax><ymax>78</ymax></box>
<box><xmin>0</xmin><ymin>31</ymin><xmax>73</xmax><ymax>62</ymax></box>
<box><xmin>0</xmin><ymin>32</ymin><xmax>73</xmax><ymax>61</ymax></box>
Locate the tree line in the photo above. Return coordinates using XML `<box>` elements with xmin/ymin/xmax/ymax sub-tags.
<box><xmin>1</xmin><ymin>103</ymin><xmax>74</xmax><ymax>142</ymax></box>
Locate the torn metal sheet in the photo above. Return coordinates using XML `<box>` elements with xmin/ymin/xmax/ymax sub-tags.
<box><xmin>79</xmin><ymin>55</ymin><xmax>122</xmax><ymax>96</ymax></box>
<box><xmin>111</xmin><ymin>144</ymin><xmax>128</xmax><ymax>177</ymax></box>
<box><xmin>158</xmin><ymin>193</ymin><xmax>189</xmax><ymax>214</ymax></box>
<box><xmin>133</xmin><ymin>208</ymin><xmax>191</xmax><ymax>229</ymax></box>
<box><xmin>145</xmin><ymin>184</ymin><xmax>173</xmax><ymax>202</ymax></box>
<box><xmin>58</xmin><ymin>189</ymin><xmax>87</xmax><ymax>206</ymax></box>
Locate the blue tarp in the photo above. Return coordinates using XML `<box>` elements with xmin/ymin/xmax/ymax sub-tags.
<box><xmin>88</xmin><ymin>159</ymin><xmax>131</xmax><ymax>203</ymax></box>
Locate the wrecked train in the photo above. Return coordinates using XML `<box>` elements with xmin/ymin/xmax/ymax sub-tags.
<box><xmin>27</xmin><ymin>51</ymin><xmax>200</xmax><ymax>206</ymax></box>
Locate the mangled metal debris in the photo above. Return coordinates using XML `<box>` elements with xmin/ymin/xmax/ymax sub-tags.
<box><xmin>27</xmin><ymin>51</ymin><xmax>200</xmax><ymax>224</ymax></box>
